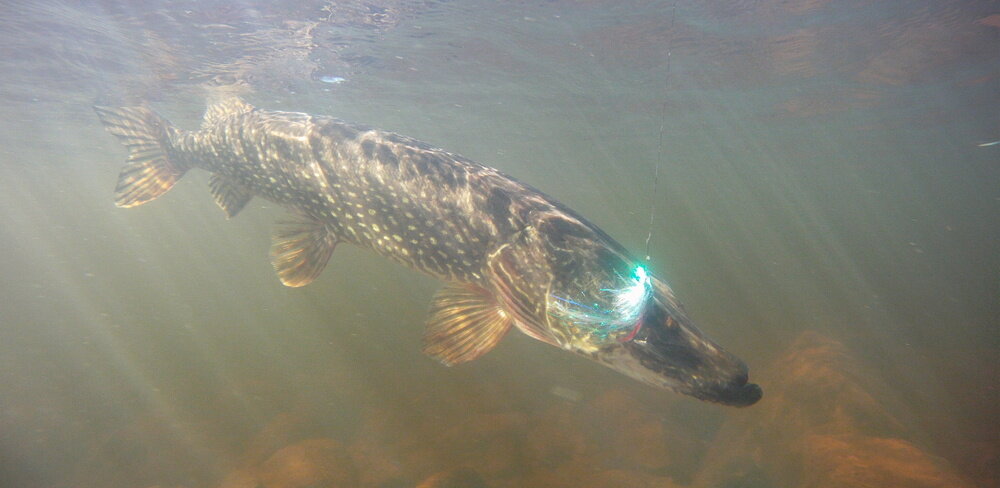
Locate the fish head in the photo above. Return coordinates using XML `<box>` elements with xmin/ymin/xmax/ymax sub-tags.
<box><xmin>489</xmin><ymin>214</ymin><xmax>761</xmax><ymax>406</ymax></box>
<box><xmin>545</xmin><ymin>228</ymin><xmax>760</xmax><ymax>406</ymax></box>
<box><xmin>606</xmin><ymin>277</ymin><xmax>761</xmax><ymax>407</ymax></box>
<box><xmin>546</xmin><ymin>261</ymin><xmax>762</xmax><ymax>407</ymax></box>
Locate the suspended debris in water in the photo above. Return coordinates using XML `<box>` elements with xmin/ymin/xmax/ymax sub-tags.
<box><xmin>319</xmin><ymin>75</ymin><xmax>347</xmax><ymax>84</ymax></box>
<box><xmin>550</xmin><ymin>385</ymin><xmax>582</xmax><ymax>402</ymax></box>
<box><xmin>976</xmin><ymin>140</ymin><xmax>999</xmax><ymax>147</ymax></box>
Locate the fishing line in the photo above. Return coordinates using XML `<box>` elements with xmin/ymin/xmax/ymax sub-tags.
<box><xmin>644</xmin><ymin>0</ymin><xmax>679</xmax><ymax>261</ymax></box>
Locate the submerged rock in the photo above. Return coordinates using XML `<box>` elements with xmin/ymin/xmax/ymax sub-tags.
<box><xmin>800</xmin><ymin>434</ymin><xmax>974</xmax><ymax>488</ymax></box>
<box><xmin>416</xmin><ymin>467</ymin><xmax>489</xmax><ymax>488</ymax></box>
<box><xmin>693</xmin><ymin>331</ymin><xmax>975</xmax><ymax>488</ymax></box>
<box><xmin>349</xmin><ymin>387</ymin><xmax>530</xmax><ymax>485</ymax></box>
<box><xmin>437</xmin><ymin>412</ymin><xmax>528</xmax><ymax>478</ymax></box>
<box><xmin>255</xmin><ymin>438</ymin><xmax>357</xmax><ymax>488</ymax></box>
<box><xmin>586</xmin><ymin>389</ymin><xmax>672</xmax><ymax>471</ymax></box>
<box><xmin>218</xmin><ymin>468</ymin><xmax>258</xmax><ymax>488</ymax></box>
<box><xmin>524</xmin><ymin>402</ymin><xmax>595</xmax><ymax>470</ymax></box>
<box><xmin>517</xmin><ymin>458</ymin><xmax>682</xmax><ymax>488</ymax></box>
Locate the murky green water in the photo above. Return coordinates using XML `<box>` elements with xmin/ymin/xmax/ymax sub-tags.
<box><xmin>1</xmin><ymin>1</ymin><xmax>997</xmax><ymax>487</ymax></box>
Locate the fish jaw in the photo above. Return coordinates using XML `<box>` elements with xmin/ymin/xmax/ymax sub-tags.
<box><xmin>591</xmin><ymin>280</ymin><xmax>762</xmax><ymax>407</ymax></box>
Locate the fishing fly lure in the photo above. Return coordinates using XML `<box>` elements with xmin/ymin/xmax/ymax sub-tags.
<box><xmin>550</xmin><ymin>265</ymin><xmax>653</xmax><ymax>342</ymax></box>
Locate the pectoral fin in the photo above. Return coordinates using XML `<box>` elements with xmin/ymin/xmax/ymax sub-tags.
<box><xmin>270</xmin><ymin>216</ymin><xmax>338</xmax><ymax>287</ymax></box>
<box><xmin>423</xmin><ymin>284</ymin><xmax>513</xmax><ymax>366</ymax></box>
<box><xmin>209</xmin><ymin>173</ymin><xmax>253</xmax><ymax>218</ymax></box>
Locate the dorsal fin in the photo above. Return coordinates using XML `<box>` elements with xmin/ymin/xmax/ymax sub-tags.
<box><xmin>202</xmin><ymin>97</ymin><xmax>255</xmax><ymax>128</ymax></box>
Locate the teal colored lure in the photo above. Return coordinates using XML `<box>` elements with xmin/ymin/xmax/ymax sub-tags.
<box><xmin>550</xmin><ymin>265</ymin><xmax>651</xmax><ymax>342</ymax></box>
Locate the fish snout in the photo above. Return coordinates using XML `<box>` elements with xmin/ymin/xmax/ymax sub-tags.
<box><xmin>618</xmin><ymin>299</ymin><xmax>764</xmax><ymax>406</ymax></box>
<box><xmin>687</xmin><ymin>344</ymin><xmax>763</xmax><ymax>407</ymax></box>
<box><xmin>730</xmin><ymin>382</ymin><xmax>763</xmax><ymax>407</ymax></box>
<box><xmin>700</xmin><ymin>364</ymin><xmax>762</xmax><ymax>407</ymax></box>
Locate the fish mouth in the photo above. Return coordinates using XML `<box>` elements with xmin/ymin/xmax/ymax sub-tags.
<box><xmin>729</xmin><ymin>382</ymin><xmax>764</xmax><ymax>407</ymax></box>
<box><xmin>614</xmin><ymin>334</ymin><xmax>763</xmax><ymax>407</ymax></box>
<box><xmin>685</xmin><ymin>370</ymin><xmax>763</xmax><ymax>407</ymax></box>
<box><xmin>600</xmin><ymin>296</ymin><xmax>763</xmax><ymax>407</ymax></box>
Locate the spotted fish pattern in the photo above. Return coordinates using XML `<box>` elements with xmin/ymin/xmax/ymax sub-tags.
<box><xmin>94</xmin><ymin>98</ymin><xmax>762</xmax><ymax>406</ymax></box>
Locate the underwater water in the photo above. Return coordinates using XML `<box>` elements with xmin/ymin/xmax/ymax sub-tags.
<box><xmin>0</xmin><ymin>1</ymin><xmax>997</xmax><ymax>487</ymax></box>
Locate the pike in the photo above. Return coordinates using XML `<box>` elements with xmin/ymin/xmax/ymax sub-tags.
<box><xmin>94</xmin><ymin>98</ymin><xmax>762</xmax><ymax>406</ymax></box>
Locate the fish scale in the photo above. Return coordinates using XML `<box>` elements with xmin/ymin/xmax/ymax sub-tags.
<box><xmin>186</xmin><ymin>104</ymin><xmax>497</xmax><ymax>282</ymax></box>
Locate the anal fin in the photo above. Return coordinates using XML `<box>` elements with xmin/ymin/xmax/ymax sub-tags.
<box><xmin>270</xmin><ymin>216</ymin><xmax>338</xmax><ymax>287</ymax></box>
<box><xmin>423</xmin><ymin>284</ymin><xmax>513</xmax><ymax>366</ymax></box>
<box><xmin>209</xmin><ymin>173</ymin><xmax>253</xmax><ymax>218</ymax></box>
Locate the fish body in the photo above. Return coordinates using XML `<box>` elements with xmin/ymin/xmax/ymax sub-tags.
<box><xmin>95</xmin><ymin>99</ymin><xmax>761</xmax><ymax>407</ymax></box>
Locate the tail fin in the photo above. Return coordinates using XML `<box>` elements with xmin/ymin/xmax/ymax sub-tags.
<box><xmin>93</xmin><ymin>105</ymin><xmax>186</xmax><ymax>208</ymax></box>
